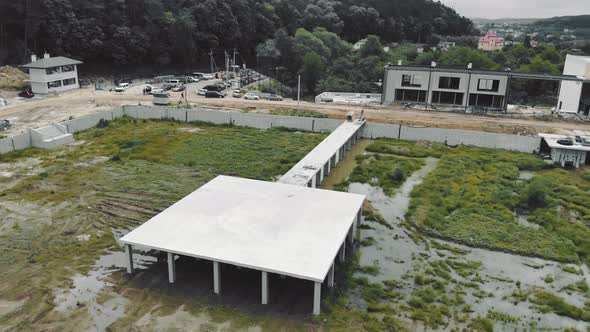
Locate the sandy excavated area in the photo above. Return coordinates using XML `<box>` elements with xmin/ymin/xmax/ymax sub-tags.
<box><xmin>1</xmin><ymin>87</ymin><xmax>589</xmax><ymax>136</ymax></box>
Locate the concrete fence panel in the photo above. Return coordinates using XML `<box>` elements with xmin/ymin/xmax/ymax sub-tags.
<box><xmin>362</xmin><ymin>123</ymin><xmax>401</xmax><ymax>139</ymax></box>
<box><xmin>269</xmin><ymin>115</ymin><xmax>314</xmax><ymax>131</ymax></box>
<box><xmin>11</xmin><ymin>132</ymin><xmax>32</xmax><ymax>150</ymax></box>
<box><xmin>166</xmin><ymin>108</ymin><xmax>188</xmax><ymax>122</ymax></box>
<box><xmin>63</xmin><ymin>111</ymin><xmax>111</xmax><ymax>133</ymax></box>
<box><xmin>187</xmin><ymin>109</ymin><xmax>232</xmax><ymax>125</ymax></box>
<box><xmin>312</xmin><ymin>118</ymin><xmax>342</xmax><ymax>133</ymax></box>
<box><xmin>231</xmin><ymin>113</ymin><xmax>273</xmax><ymax>129</ymax></box>
<box><xmin>0</xmin><ymin>137</ymin><xmax>14</xmax><ymax>153</ymax></box>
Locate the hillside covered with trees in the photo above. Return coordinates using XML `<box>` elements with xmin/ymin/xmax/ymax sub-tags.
<box><xmin>0</xmin><ymin>0</ymin><xmax>476</xmax><ymax>66</ymax></box>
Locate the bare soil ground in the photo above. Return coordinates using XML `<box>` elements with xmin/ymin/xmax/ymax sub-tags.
<box><xmin>1</xmin><ymin>87</ymin><xmax>589</xmax><ymax>136</ymax></box>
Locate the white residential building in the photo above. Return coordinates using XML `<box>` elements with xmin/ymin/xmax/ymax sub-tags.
<box><xmin>557</xmin><ymin>55</ymin><xmax>590</xmax><ymax>115</ymax></box>
<box><xmin>21</xmin><ymin>53</ymin><xmax>82</xmax><ymax>94</ymax></box>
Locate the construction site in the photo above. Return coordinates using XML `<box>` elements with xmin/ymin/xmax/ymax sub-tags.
<box><xmin>1</xmin><ymin>61</ymin><xmax>590</xmax><ymax>330</ymax></box>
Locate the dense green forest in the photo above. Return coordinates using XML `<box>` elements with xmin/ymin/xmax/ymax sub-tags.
<box><xmin>532</xmin><ymin>15</ymin><xmax>590</xmax><ymax>30</ymax></box>
<box><xmin>0</xmin><ymin>0</ymin><xmax>475</xmax><ymax>67</ymax></box>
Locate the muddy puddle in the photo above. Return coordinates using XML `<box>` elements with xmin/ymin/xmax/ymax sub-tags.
<box><xmin>53</xmin><ymin>230</ymin><xmax>157</xmax><ymax>331</ymax></box>
<box><xmin>320</xmin><ymin>139</ymin><xmax>372</xmax><ymax>190</ymax></box>
<box><xmin>334</xmin><ymin>155</ymin><xmax>590</xmax><ymax>330</ymax></box>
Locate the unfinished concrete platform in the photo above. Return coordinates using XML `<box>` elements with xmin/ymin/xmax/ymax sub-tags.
<box><xmin>121</xmin><ymin>175</ymin><xmax>364</xmax><ymax>314</ymax></box>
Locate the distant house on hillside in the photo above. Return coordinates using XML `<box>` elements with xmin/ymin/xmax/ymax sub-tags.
<box><xmin>478</xmin><ymin>31</ymin><xmax>504</xmax><ymax>51</ymax></box>
<box><xmin>352</xmin><ymin>39</ymin><xmax>367</xmax><ymax>51</ymax></box>
<box><xmin>21</xmin><ymin>53</ymin><xmax>82</xmax><ymax>94</ymax></box>
<box><xmin>437</xmin><ymin>41</ymin><xmax>456</xmax><ymax>51</ymax></box>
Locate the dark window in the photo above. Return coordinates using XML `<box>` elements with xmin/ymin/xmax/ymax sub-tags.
<box><xmin>438</xmin><ymin>76</ymin><xmax>460</xmax><ymax>89</ymax></box>
<box><xmin>432</xmin><ymin>91</ymin><xmax>464</xmax><ymax>105</ymax></box>
<box><xmin>395</xmin><ymin>89</ymin><xmax>427</xmax><ymax>102</ymax></box>
<box><xmin>46</xmin><ymin>67</ymin><xmax>61</xmax><ymax>75</ymax></box>
<box><xmin>47</xmin><ymin>80</ymin><xmax>62</xmax><ymax>89</ymax></box>
<box><xmin>469</xmin><ymin>94</ymin><xmax>504</xmax><ymax>108</ymax></box>
<box><xmin>401</xmin><ymin>74</ymin><xmax>421</xmax><ymax>87</ymax></box>
<box><xmin>62</xmin><ymin>65</ymin><xmax>75</xmax><ymax>72</ymax></box>
<box><xmin>62</xmin><ymin>78</ymin><xmax>76</xmax><ymax>86</ymax></box>
<box><xmin>477</xmin><ymin>79</ymin><xmax>500</xmax><ymax>92</ymax></box>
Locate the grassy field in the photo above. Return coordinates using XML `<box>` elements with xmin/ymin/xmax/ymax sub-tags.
<box><xmin>362</xmin><ymin>138</ymin><xmax>587</xmax><ymax>264</ymax></box>
<box><xmin>0</xmin><ymin>117</ymin><xmax>326</xmax><ymax>330</ymax></box>
<box><xmin>269</xmin><ymin>108</ymin><xmax>328</xmax><ymax>118</ymax></box>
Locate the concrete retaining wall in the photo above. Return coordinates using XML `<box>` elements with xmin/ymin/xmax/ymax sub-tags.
<box><xmin>0</xmin><ymin>105</ymin><xmax>542</xmax><ymax>155</ymax></box>
<box><xmin>399</xmin><ymin>126</ymin><xmax>541</xmax><ymax>153</ymax></box>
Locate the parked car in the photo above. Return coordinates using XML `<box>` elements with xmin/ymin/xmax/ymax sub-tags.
<box><xmin>243</xmin><ymin>93</ymin><xmax>260</xmax><ymax>100</ymax></box>
<box><xmin>197</xmin><ymin>88</ymin><xmax>207</xmax><ymax>96</ymax></box>
<box><xmin>205</xmin><ymin>91</ymin><xmax>225</xmax><ymax>98</ymax></box>
<box><xmin>171</xmin><ymin>85</ymin><xmax>186</xmax><ymax>92</ymax></box>
<box><xmin>187</xmin><ymin>76</ymin><xmax>200</xmax><ymax>83</ymax></box>
<box><xmin>114</xmin><ymin>78</ymin><xmax>132</xmax><ymax>86</ymax></box>
<box><xmin>193</xmin><ymin>72</ymin><xmax>214</xmax><ymax>80</ymax></box>
<box><xmin>153</xmin><ymin>92</ymin><xmax>171</xmax><ymax>105</ymax></box>
<box><xmin>232</xmin><ymin>89</ymin><xmax>241</xmax><ymax>98</ymax></box>
<box><xmin>114</xmin><ymin>83</ymin><xmax>129</xmax><ymax>92</ymax></box>
<box><xmin>18</xmin><ymin>90</ymin><xmax>34</xmax><ymax>98</ymax></box>
<box><xmin>0</xmin><ymin>97</ymin><xmax>6</xmax><ymax>107</ymax></box>
<box><xmin>266</xmin><ymin>94</ymin><xmax>283</xmax><ymax>101</ymax></box>
<box><xmin>204</xmin><ymin>84</ymin><xmax>224</xmax><ymax>92</ymax></box>
<box><xmin>150</xmin><ymin>88</ymin><xmax>164</xmax><ymax>94</ymax></box>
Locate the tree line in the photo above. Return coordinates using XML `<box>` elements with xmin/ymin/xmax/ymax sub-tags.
<box><xmin>0</xmin><ymin>0</ymin><xmax>475</xmax><ymax>67</ymax></box>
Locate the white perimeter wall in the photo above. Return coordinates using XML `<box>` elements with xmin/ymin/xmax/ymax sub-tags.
<box><xmin>0</xmin><ymin>105</ymin><xmax>541</xmax><ymax>154</ymax></box>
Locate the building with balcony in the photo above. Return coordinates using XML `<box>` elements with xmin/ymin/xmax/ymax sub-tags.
<box><xmin>21</xmin><ymin>53</ymin><xmax>82</xmax><ymax>94</ymax></box>
<box><xmin>556</xmin><ymin>55</ymin><xmax>590</xmax><ymax>115</ymax></box>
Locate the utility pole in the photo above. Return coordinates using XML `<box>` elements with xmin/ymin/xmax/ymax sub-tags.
<box><xmin>297</xmin><ymin>75</ymin><xmax>301</xmax><ymax>106</ymax></box>
<box><xmin>225</xmin><ymin>50</ymin><xmax>230</xmax><ymax>89</ymax></box>
<box><xmin>209</xmin><ymin>49</ymin><xmax>214</xmax><ymax>74</ymax></box>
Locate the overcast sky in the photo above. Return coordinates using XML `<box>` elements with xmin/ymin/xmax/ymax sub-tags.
<box><xmin>440</xmin><ymin>0</ymin><xmax>589</xmax><ymax>19</ymax></box>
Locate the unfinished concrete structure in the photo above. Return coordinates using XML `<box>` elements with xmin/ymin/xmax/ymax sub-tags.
<box><xmin>29</xmin><ymin>123</ymin><xmax>74</xmax><ymax>149</ymax></box>
<box><xmin>122</xmin><ymin>119</ymin><xmax>367</xmax><ymax>315</ymax></box>
<box><xmin>21</xmin><ymin>53</ymin><xmax>82</xmax><ymax>94</ymax></box>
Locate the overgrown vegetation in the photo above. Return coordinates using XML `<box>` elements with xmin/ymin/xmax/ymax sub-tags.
<box><xmin>0</xmin><ymin>118</ymin><xmax>326</xmax><ymax>330</ymax></box>
<box><xmin>337</xmin><ymin>153</ymin><xmax>424</xmax><ymax>196</ymax></box>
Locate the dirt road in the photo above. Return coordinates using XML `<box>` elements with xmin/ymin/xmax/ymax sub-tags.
<box><xmin>1</xmin><ymin>87</ymin><xmax>588</xmax><ymax>136</ymax></box>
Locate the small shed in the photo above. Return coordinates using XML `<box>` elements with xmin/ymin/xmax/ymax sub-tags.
<box><xmin>540</xmin><ymin>133</ymin><xmax>590</xmax><ymax>168</ymax></box>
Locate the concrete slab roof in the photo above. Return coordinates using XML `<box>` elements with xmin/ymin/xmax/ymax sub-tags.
<box><xmin>120</xmin><ymin>175</ymin><xmax>365</xmax><ymax>282</ymax></box>
<box><xmin>21</xmin><ymin>56</ymin><xmax>83</xmax><ymax>69</ymax></box>
<box><xmin>540</xmin><ymin>134</ymin><xmax>590</xmax><ymax>152</ymax></box>
<box><xmin>278</xmin><ymin>120</ymin><xmax>365</xmax><ymax>186</ymax></box>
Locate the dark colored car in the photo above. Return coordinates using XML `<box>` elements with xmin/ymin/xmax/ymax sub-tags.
<box><xmin>266</xmin><ymin>94</ymin><xmax>283</xmax><ymax>101</ymax></box>
<box><xmin>18</xmin><ymin>90</ymin><xmax>34</xmax><ymax>98</ymax></box>
<box><xmin>204</xmin><ymin>84</ymin><xmax>224</xmax><ymax>92</ymax></box>
<box><xmin>205</xmin><ymin>91</ymin><xmax>225</xmax><ymax>98</ymax></box>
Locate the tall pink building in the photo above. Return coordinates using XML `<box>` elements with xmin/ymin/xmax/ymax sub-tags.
<box><xmin>478</xmin><ymin>31</ymin><xmax>504</xmax><ymax>51</ymax></box>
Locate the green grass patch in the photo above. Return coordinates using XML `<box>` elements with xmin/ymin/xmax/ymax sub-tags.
<box><xmin>406</xmin><ymin>144</ymin><xmax>580</xmax><ymax>263</ymax></box>
<box><xmin>366</xmin><ymin>139</ymin><xmax>448</xmax><ymax>158</ymax></box>
<box><xmin>338</xmin><ymin>153</ymin><xmax>424</xmax><ymax>196</ymax></box>
<box><xmin>529</xmin><ymin>290</ymin><xmax>590</xmax><ymax>321</ymax></box>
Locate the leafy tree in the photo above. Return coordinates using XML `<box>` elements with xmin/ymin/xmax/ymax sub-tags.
<box><xmin>300</xmin><ymin>51</ymin><xmax>324</xmax><ymax>94</ymax></box>
<box><xmin>438</xmin><ymin>47</ymin><xmax>498</xmax><ymax>70</ymax></box>
<box><xmin>359</xmin><ymin>35</ymin><xmax>384</xmax><ymax>58</ymax></box>
<box><xmin>519</xmin><ymin>56</ymin><xmax>560</xmax><ymax>74</ymax></box>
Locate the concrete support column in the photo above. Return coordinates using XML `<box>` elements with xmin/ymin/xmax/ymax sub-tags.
<box><xmin>339</xmin><ymin>242</ymin><xmax>346</xmax><ymax>262</ymax></box>
<box><xmin>213</xmin><ymin>261</ymin><xmax>221</xmax><ymax>294</ymax></box>
<box><xmin>313</xmin><ymin>282</ymin><xmax>322</xmax><ymax>315</ymax></box>
<box><xmin>327</xmin><ymin>263</ymin><xmax>334</xmax><ymax>288</ymax></box>
<box><xmin>340</xmin><ymin>146</ymin><xmax>345</xmax><ymax>160</ymax></box>
<box><xmin>311</xmin><ymin>175</ymin><xmax>316</xmax><ymax>188</ymax></box>
<box><xmin>334</xmin><ymin>151</ymin><xmax>339</xmax><ymax>166</ymax></box>
<box><xmin>319</xmin><ymin>166</ymin><xmax>324</xmax><ymax>183</ymax></box>
<box><xmin>167</xmin><ymin>252</ymin><xmax>176</xmax><ymax>283</ymax></box>
<box><xmin>325</xmin><ymin>161</ymin><xmax>330</xmax><ymax>176</ymax></box>
<box><xmin>261</xmin><ymin>271</ymin><xmax>269</xmax><ymax>304</ymax></box>
<box><xmin>125</xmin><ymin>244</ymin><xmax>134</xmax><ymax>274</ymax></box>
